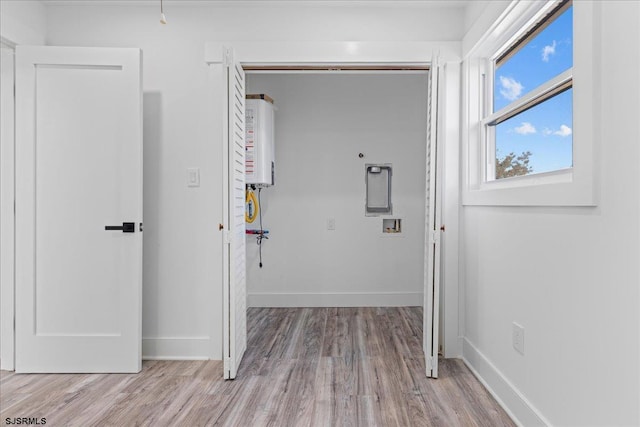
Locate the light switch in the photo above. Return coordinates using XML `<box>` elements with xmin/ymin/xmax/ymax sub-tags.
<box><xmin>187</xmin><ymin>168</ymin><xmax>200</xmax><ymax>187</ymax></box>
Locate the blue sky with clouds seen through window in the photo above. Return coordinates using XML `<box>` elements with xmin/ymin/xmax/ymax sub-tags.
<box><xmin>494</xmin><ymin>5</ymin><xmax>573</xmax><ymax>177</ymax></box>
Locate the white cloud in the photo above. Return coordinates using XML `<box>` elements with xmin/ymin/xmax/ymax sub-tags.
<box><xmin>554</xmin><ymin>124</ymin><xmax>572</xmax><ymax>137</ymax></box>
<box><xmin>514</xmin><ymin>122</ymin><xmax>536</xmax><ymax>135</ymax></box>
<box><xmin>542</xmin><ymin>40</ymin><xmax>557</xmax><ymax>62</ymax></box>
<box><xmin>542</xmin><ymin>128</ymin><xmax>553</xmax><ymax>136</ymax></box>
<box><xmin>499</xmin><ymin>76</ymin><xmax>524</xmax><ymax>101</ymax></box>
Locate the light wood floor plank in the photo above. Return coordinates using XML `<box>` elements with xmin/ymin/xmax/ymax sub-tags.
<box><xmin>1</xmin><ymin>307</ymin><xmax>514</xmax><ymax>426</ymax></box>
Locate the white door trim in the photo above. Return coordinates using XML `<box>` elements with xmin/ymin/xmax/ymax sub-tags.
<box><xmin>205</xmin><ymin>41</ymin><xmax>461</xmax><ymax>65</ymax></box>
<box><xmin>0</xmin><ymin>41</ymin><xmax>16</xmax><ymax>371</ymax></box>
<box><xmin>205</xmin><ymin>40</ymin><xmax>462</xmax><ymax>360</ymax></box>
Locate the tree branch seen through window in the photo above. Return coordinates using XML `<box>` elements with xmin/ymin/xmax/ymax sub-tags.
<box><xmin>495</xmin><ymin>151</ymin><xmax>533</xmax><ymax>179</ymax></box>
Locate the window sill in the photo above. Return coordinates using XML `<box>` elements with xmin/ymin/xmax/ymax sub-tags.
<box><xmin>481</xmin><ymin>168</ymin><xmax>572</xmax><ymax>191</ymax></box>
<box><xmin>462</xmin><ymin>168</ymin><xmax>596</xmax><ymax>207</ymax></box>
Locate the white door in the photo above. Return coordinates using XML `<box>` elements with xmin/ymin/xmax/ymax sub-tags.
<box><xmin>222</xmin><ymin>48</ymin><xmax>247</xmax><ymax>380</ymax></box>
<box><xmin>15</xmin><ymin>46</ymin><xmax>143</xmax><ymax>373</ymax></box>
<box><xmin>424</xmin><ymin>57</ymin><xmax>443</xmax><ymax>378</ymax></box>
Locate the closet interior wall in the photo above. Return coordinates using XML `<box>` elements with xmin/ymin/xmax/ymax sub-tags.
<box><xmin>245</xmin><ymin>73</ymin><xmax>428</xmax><ymax>308</ymax></box>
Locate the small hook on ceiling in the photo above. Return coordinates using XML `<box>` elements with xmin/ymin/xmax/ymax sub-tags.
<box><xmin>160</xmin><ymin>0</ymin><xmax>167</xmax><ymax>24</ymax></box>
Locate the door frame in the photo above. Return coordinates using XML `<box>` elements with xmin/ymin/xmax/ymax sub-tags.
<box><xmin>205</xmin><ymin>41</ymin><xmax>462</xmax><ymax>361</ymax></box>
<box><xmin>0</xmin><ymin>38</ymin><xmax>16</xmax><ymax>371</ymax></box>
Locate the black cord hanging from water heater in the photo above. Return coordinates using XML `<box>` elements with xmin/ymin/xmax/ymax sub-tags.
<box><xmin>256</xmin><ymin>187</ymin><xmax>267</xmax><ymax>268</ymax></box>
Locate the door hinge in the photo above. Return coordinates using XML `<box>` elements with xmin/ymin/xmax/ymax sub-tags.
<box><xmin>223</xmin><ymin>230</ymin><xmax>231</xmax><ymax>244</ymax></box>
<box><xmin>429</xmin><ymin>230</ymin><xmax>440</xmax><ymax>244</ymax></box>
<box><xmin>426</xmin><ymin>355</ymin><xmax>434</xmax><ymax>370</ymax></box>
<box><xmin>224</xmin><ymin>357</ymin><xmax>232</xmax><ymax>372</ymax></box>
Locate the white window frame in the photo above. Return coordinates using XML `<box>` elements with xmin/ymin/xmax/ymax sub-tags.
<box><xmin>462</xmin><ymin>0</ymin><xmax>598</xmax><ymax>206</ymax></box>
<box><xmin>483</xmin><ymin>69</ymin><xmax>573</xmax><ymax>185</ymax></box>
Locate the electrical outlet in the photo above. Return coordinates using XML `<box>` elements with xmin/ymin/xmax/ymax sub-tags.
<box><xmin>512</xmin><ymin>322</ymin><xmax>525</xmax><ymax>355</ymax></box>
<box><xmin>327</xmin><ymin>218</ymin><xmax>336</xmax><ymax>230</ymax></box>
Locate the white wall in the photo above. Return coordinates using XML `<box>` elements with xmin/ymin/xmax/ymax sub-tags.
<box><xmin>461</xmin><ymin>1</ymin><xmax>640</xmax><ymax>426</ymax></box>
<box><xmin>0</xmin><ymin>0</ymin><xmax>47</xmax><ymax>45</ymax></box>
<box><xmin>461</xmin><ymin>0</ymin><xmax>510</xmax><ymax>58</ymax></box>
<box><xmin>43</xmin><ymin>2</ymin><xmax>465</xmax><ymax>359</ymax></box>
<box><xmin>245</xmin><ymin>73</ymin><xmax>426</xmax><ymax>307</ymax></box>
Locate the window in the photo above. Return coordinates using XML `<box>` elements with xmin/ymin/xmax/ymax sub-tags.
<box><xmin>462</xmin><ymin>0</ymin><xmax>597</xmax><ymax>206</ymax></box>
<box><xmin>484</xmin><ymin>0</ymin><xmax>573</xmax><ymax>181</ymax></box>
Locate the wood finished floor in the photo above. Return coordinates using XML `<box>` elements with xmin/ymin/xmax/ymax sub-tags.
<box><xmin>1</xmin><ymin>307</ymin><xmax>514</xmax><ymax>426</ymax></box>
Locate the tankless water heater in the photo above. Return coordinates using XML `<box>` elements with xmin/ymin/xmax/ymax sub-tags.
<box><xmin>245</xmin><ymin>94</ymin><xmax>275</xmax><ymax>187</ymax></box>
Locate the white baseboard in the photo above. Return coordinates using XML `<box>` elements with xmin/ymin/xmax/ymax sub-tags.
<box><xmin>142</xmin><ymin>337</ymin><xmax>217</xmax><ymax>361</ymax></box>
<box><xmin>462</xmin><ymin>337</ymin><xmax>550</xmax><ymax>427</ymax></box>
<box><xmin>248</xmin><ymin>292</ymin><xmax>423</xmax><ymax>307</ymax></box>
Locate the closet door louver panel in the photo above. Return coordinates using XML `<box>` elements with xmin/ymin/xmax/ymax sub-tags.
<box><xmin>223</xmin><ymin>50</ymin><xmax>247</xmax><ymax>380</ymax></box>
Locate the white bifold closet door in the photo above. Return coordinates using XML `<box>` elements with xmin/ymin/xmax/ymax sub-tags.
<box><xmin>15</xmin><ymin>46</ymin><xmax>143</xmax><ymax>373</ymax></box>
<box><xmin>424</xmin><ymin>56</ymin><xmax>443</xmax><ymax>378</ymax></box>
<box><xmin>222</xmin><ymin>48</ymin><xmax>247</xmax><ymax>380</ymax></box>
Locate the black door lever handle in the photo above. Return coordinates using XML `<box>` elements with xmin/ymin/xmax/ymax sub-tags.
<box><xmin>105</xmin><ymin>222</ymin><xmax>135</xmax><ymax>233</ymax></box>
